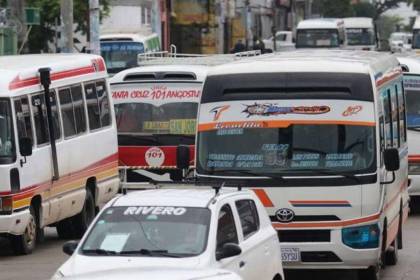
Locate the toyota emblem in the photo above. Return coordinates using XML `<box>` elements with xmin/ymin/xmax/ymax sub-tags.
<box><xmin>275</xmin><ymin>208</ymin><xmax>295</xmax><ymax>223</ymax></box>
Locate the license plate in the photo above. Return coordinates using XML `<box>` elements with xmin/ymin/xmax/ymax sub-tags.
<box><xmin>281</xmin><ymin>248</ymin><xmax>300</xmax><ymax>262</ymax></box>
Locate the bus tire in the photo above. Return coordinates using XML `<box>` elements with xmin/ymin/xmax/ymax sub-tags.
<box><xmin>385</xmin><ymin>235</ymin><xmax>399</xmax><ymax>266</ymax></box>
<box><xmin>11</xmin><ymin>205</ymin><xmax>37</xmax><ymax>255</ymax></box>
<box><xmin>397</xmin><ymin>205</ymin><xmax>403</xmax><ymax>250</ymax></box>
<box><xmin>71</xmin><ymin>189</ymin><xmax>95</xmax><ymax>238</ymax></box>
<box><xmin>358</xmin><ymin>265</ymin><xmax>380</xmax><ymax>280</ymax></box>
<box><xmin>56</xmin><ymin>218</ymin><xmax>75</xmax><ymax>239</ymax></box>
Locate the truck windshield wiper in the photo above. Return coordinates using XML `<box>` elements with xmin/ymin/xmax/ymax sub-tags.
<box><xmin>119</xmin><ymin>249</ymin><xmax>183</xmax><ymax>258</ymax></box>
<box><xmin>287</xmin><ymin>168</ymin><xmax>361</xmax><ymax>184</ymax></box>
<box><xmin>82</xmin><ymin>249</ymin><xmax>118</xmax><ymax>256</ymax></box>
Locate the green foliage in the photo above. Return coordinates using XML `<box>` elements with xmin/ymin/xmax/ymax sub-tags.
<box><xmin>317</xmin><ymin>0</ymin><xmax>353</xmax><ymax>18</ymax></box>
<box><xmin>353</xmin><ymin>3</ymin><xmax>376</xmax><ymax>18</ymax></box>
<box><xmin>376</xmin><ymin>15</ymin><xmax>404</xmax><ymax>50</ymax></box>
<box><xmin>408</xmin><ymin>0</ymin><xmax>420</xmax><ymax>10</ymax></box>
<box><xmin>25</xmin><ymin>0</ymin><xmax>110</xmax><ymax>53</ymax></box>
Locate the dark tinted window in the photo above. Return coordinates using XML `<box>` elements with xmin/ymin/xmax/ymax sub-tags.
<box><xmin>14</xmin><ymin>97</ymin><xmax>33</xmax><ymax>143</ymax></box>
<box><xmin>235</xmin><ymin>200</ymin><xmax>259</xmax><ymax>238</ymax></box>
<box><xmin>32</xmin><ymin>94</ymin><xmax>49</xmax><ymax>145</ymax></box>
<box><xmin>71</xmin><ymin>85</ymin><xmax>87</xmax><ymax>134</ymax></box>
<box><xmin>96</xmin><ymin>81</ymin><xmax>111</xmax><ymax>127</ymax></box>
<box><xmin>216</xmin><ymin>204</ymin><xmax>238</xmax><ymax>249</ymax></box>
<box><xmin>50</xmin><ymin>91</ymin><xmax>61</xmax><ymax>140</ymax></box>
<box><xmin>85</xmin><ymin>83</ymin><xmax>101</xmax><ymax>130</ymax></box>
<box><xmin>59</xmin><ymin>88</ymin><xmax>76</xmax><ymax>137</ymax></box>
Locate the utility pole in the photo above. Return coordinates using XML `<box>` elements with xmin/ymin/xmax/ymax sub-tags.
<box><xmin>89</xmin><ymin>0</ymin><xmax>100</xmax><ymax>55</ymax></box>
<box><xmin>60</xmin><ymin>0</ymin><xmax>73</xmax><ymax>53</ymax></box>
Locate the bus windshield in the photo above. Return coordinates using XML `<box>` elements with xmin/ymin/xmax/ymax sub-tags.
<box><xmin>101</xmin><ymin>41</ymin><xmax>145</xmax><ymax>74</ymax></box>
<box><xmin>197</xmin><ymin>124</ymin><xmax>375</xmax><ymax>176</ymax></box>
<box><xmin>115</xmin><ymin>102</ymin><xmax>198</xmax><ymax>136</ymax></box>
<box><xmin>406</xmin><ymin>89</ymin><xmax>420</xmax><ymax>129</ymax></box>
<box><xmin>0</xmin><ymin>100</ymin><xmax>14</xmax><ymax>160</ymax></box>
<box><xmin>346</xmin><ymin>28</ymin><xmax>375</xmax><ymax>46</ymax></box>
<box><xmin>296</xmin><ymin>29</ymin><xmax>340</xmax><ymax>48</ymax></box>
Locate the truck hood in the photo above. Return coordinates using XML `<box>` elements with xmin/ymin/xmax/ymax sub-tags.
<box><xmin>60</xmin><ymin>255</ymin><xmax>201</xmax><ymax>277</ymax></box>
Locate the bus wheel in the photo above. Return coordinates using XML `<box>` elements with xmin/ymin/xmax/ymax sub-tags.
<box><xmin>11</xmin><ymin>205</ymin><xmax>37</xmax><ymax>255</ymax></box>
<box><xmin>71</xmin><ymin>190</ymin><xmax>95</xmax><ymax>238</ymax></box>
<box><xmin>56</xmin><ymin>218</ymin><xmax>75</xmax><ymax>239</ymax></box>
<box><xmin>358</xmin><ymin>265</ymin><xmax>380</xmax><ymax>280</ymax></box>
<box><xmin>386</xmin><ymin>209</ymin><xmax>402</xmax><ymax>265</ymax></box>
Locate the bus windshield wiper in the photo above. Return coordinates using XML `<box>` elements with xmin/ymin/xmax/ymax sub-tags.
<box><xmin>82</xmin><ymin>249</ymin><xmax>118</xmax><ymax>256</ymax></box>
<box><xmin>119</xmin><ymin>249</ymin><xmax>183</xmax><ymax>258</ymax></box>
<box><xmin>216</xmin><ymin>169</ymin><xmax>286</xmax><ymax>183</ymax></box>
<box><xmin>287</xmin><ymin>168</ymin><xmax>361</xmax><ymax>184</ymax></box>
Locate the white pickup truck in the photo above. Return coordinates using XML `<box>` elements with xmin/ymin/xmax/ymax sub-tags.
<box><xmin>53</xmin><ymin>187</ymin><xmax>284</xmax><ymax>280</ymax></box>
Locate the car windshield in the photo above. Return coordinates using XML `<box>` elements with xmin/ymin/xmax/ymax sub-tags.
<box><xmin>101</xmin><ymin>41</ymin><xmax>145</xmax><ymax>74</ymax></box>
<box><xmin>81</xmin><ymin>206</ymin><xmax>211</xmax><ymax>257</ymax></box>
<box><xmin>413</xmin><ymin>30</ymin><xmax>420</xmax><ymax>49</ymax></box>
<box><xmin>0</xmin><ymin>100</ymin><xmax>14</xmax><ymax>159</ymax></box>
<box><xmin>115</xmin><ymin>102</ymin><xmax>198</xmax><ymax>135</ymax></box>
<box><xmin>296</xmin><ymin>29</ymin><xmax>340</xmax><ymax>48</ymax></box>
<box><xmin>346</xmin><ymin>28</ymin><xmax>375</xmax><ymax>46</ymax></box>
<box><xmin>197</xmin><ymin>124</ymin><xmax>375</xmax><ymax>176</ymax></box>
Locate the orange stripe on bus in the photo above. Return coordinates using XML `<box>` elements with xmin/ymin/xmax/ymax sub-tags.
<box><xmin>252</xmin><ymin>189</ymin><xmax>274</xmax><ymax>207</ymax></box>
<box><xmin>198</xmin><ymin>120</ymin><xmax>376</xmax><ymax>132</ymax></box>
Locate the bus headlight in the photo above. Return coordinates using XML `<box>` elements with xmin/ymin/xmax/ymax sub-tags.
<box><xmin>0</xmin><ymin>196</ymin><xmax>13</xmax><ymax>214</ymax></box>
<box><xmin>409</xmin><ymin>163</ymin><xmax>420</xmax><ymax>174</ymax></box>
<box><xmin>342</xmin><ymin>224</ymin><xmax>380</xmax><ymax>249</ymax></box>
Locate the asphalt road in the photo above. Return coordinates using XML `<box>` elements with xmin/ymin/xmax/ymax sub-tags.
<box><xmin>1</xmin><ymin>214</ymin><xmax>420</xmax><ymax>280</ymax></box>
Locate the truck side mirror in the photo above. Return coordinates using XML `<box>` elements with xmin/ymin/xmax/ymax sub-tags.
<box><xmin>19</xmin><ymin>137</ymin><xmax>32</xmax><ymax>157</ymax></box>
<box><xmin>176</xmin><ymin>145</ymin><xmax>190</xmax><ymax>170</ymax></box>
<box><xmin>216</xmin><ymin>243</ymin><xmax>242</xmax><ymax>261</ymax></box>
<box><xmin>384</xmin><ymin>148</ymin><xmax>400</xmax><ymax>171</ymax></box>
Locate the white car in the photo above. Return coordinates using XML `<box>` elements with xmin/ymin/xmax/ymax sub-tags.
<box><xmin>54</xmin><ymin>267</ymin><xmax>243</xmax><ymax>280</ymax></box>
<box><xmin>389</xmin><ymin>32</ymin><xmax>412</xmax><ymax>53</ymax></box>
<box><xmin>52</xmin><ymin>188</ymin><xmax>284</xmax><ymax>280</ymax></box>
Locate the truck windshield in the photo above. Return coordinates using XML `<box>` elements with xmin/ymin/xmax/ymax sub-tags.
<box><xmin>406</xmin><ymin>89</ymin><xmax>420</xmax><ymax>129</ymax></box>
<box><xmin>197</xmin><ymin>124</ymin><xmax>375</xmax><ymax>176</ymax></box>
<box><xmin>0</xmin><ymin>100</ymin><xmax>14</xmax><ymax>161</ymax></box>
<box><xmin>346</xmin><ymin>28</ymin><xmax>375</xmax><ymax>46</ymax></box>
<box><xmin>101</xmin><ymin>41</ymin><xmax>145</xmax><ymax>74</ymax></box>
<box><xmin>81</xmin><ymin>206</ymin><xmax>210</xmax><ymax>257</ymax></box>
<box><xmin>296</xmin><ymin>29</ymin><xmax>340</xmax><ymax>48</ymax></box>
<box><xmin>115</xmin><ymin>102</ymin><xmax>198</xmax><ymax>136</ymax></box>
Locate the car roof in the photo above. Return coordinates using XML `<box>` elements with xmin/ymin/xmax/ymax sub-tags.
<box><xmin>343</xmin><ymin>17</ymin><xmax>373</xmax><ymax>28</ymax></box>
<box><xmin>112</xmin><ymin>188</ymin><xmax>250</xmax><ymax>208</ymax></box>
<box><xmin>110</xmin><ymin>64</ymin><xmax>209</xmax><ymax>83</ymax></box>
<box><xmin>297</xmin><ymin>18</ymin><xmax>344</xmax><ymax>29</ymax></box>
<box><xmin>207</xmin><ymin>50</ymin><xmax>398</xmax><ymax>78</ymax></box>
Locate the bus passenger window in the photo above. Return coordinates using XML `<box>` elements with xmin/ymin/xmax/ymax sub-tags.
<box><xmin>50</xmin><ymin>91</ymin><xmax>61</xmax><ymax>140</ymax></box>
<box><xmin>59</xmin><ymin>88</ymin><xmax>77</xmax><ymax>137</ymax></box>
<box><xmin>398</xmin><ymin>82</ymin><xmax>407</xmax><ymax>142</ymax></box>
<box><xmin>96</xmin><ymin>80</ymin><xmax>111</xmax><ymax>127</ymax></box>
<box><xmin>383</xmin><ymin>90</ymin><xmax>393</xmax><ymax>147</ymax></box>
<box><xmin>71</xmin><ymin>85</ymin><xmax>87</xmax><ymax>134</ymax></box>
<box><xmin>31</xmin><ymin>94</ymin><xmax>50</xmax><ymax>146</ymax></box>
<box><xmin>392</xmin><ymin>86</ymin><xmax>400</xmax><ymax>147</ymax></box>
<box><xmin>84</xmin><ymin>83</ymin><xmax>101</xmax><ymax>130</ymax></box>
<box><xmin>14</xmin><ymin>97</ymin><xmax>33</xmax><ymax>143</ymax></box>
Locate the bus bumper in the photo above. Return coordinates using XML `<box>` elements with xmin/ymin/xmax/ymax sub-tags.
<box><xmin>0</xmin><ymin>209</ymin><xmax>30</xmax><ymax>235</ymax></box>
<box><xmin>280</xmin><ymin>228</ymin><xmax>380</xmax><ymax>270</ymax></box>
<box><xmin>408</xmin><ymin>174</ymin><xmax>420</xmax><ymax>196</ymax></box>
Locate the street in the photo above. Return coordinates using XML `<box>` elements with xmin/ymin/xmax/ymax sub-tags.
<box><xmin>1</xmin><ymin>213</ymin><xmax>420</xmax><ymax>280</ymax></box>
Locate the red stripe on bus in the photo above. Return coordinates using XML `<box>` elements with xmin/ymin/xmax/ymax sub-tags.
<box><xmin>252</xmin><ymin>189</ymin><xmax>274</xmax><ymax>207</ymax></box>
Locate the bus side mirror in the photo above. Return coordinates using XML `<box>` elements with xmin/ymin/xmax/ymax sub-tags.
<box><xmin>176</xmin><ymin>145</ymin><xmax>190</xmax><ymax>170</ymax></box>
<box><xmin>62</xmin><ymin>240</ymin><xmax>78</xmax><ymax>256</ymax></box>
<box><xmin>19</xmin><ymin>137</ymin><xmax>32</xmax><ymax>157</ymax></box>
<box><xmin>384</xmin><ymin>148</ymin><xmax>400</xmax><ymax>171</ymax></box>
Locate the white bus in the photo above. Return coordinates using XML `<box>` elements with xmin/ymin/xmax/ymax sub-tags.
<box><xmin>296</xmin><ymin>18</ymin><xmax>346</xmax><ymax>49</ymax></box>
<box><xmin>100</xmin><ymin>33</ymin><xmax>161</xmax><ymax>75</ymax></box>
<box><xmin>184</xmin><ymin>50</ymin><xmax>409</xmax><ymax>279</ymax></box>
<box><xmin>396</xmin><ymin>55</ymin><xmax>420</xmax><ymax>202</ymax></box>
<box><xmin>0</xmin><ymin>54</ymin><xmax>119</xmax><ymax>254</ymax></box>
<box><xmin>343</xmin><ymin>17</ymin><xmax>376</xmax><ymax>51</ymax></box>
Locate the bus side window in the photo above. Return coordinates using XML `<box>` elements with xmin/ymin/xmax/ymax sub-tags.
<box><xmin>379</xmin><ymin>116</ymin><xmax>385</xmax><ymax>166</ymax></box>
<box><xmin>71</xmin><ymin>85</ymin><xmax>87</xmax><ymax>134</ymax></box>
<box><xmin>95</xmin><ymin>80</ymin><xmax>111</xmax><ymax>127</ymax></box>
<box><xmin>399</xmin><ymin>81</ymin><xmax>407</xmax><ymax>142</ymax></box>
<box><xmin>383</xmin><ymin>90</ymin><xmax>393</xmax><ymax>148</ymax></box>
<box><xmin>31</xmin><ymin>94</ymin><xmax>50</xmax><ymax>146</ymax></box>
<box><xmin>14</xmin><ymin>97</ymin><xmax>33</xmax><ymax>144</ymax></box>
<box><xmin>392</xmin><ymin>85</ymin><xmax>400</xmax><ymax>147</ymax></box>
<box><xmin>50</xmin><ymin>90</ymin><xmax>61</xmax><ymax>140</ymax></box>
<box><xmin>84</xmin><ymin>82</ymin><xmax>101</xmax><ymax>130</ymax></box>
<box><xmin>59</xmin><ymin>88</ymin><xmax>77</xmax><ymax>137</ymax></box>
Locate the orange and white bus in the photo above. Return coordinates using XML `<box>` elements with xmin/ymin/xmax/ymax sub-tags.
<box><xmin>0</xmin><ymin>54</ymin><xmax>119</xmax><ymax>254</ymax></box>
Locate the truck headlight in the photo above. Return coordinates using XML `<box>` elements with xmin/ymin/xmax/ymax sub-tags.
<box><xmin>409</xmin><ymin>163</ymin><xmax>420</xmax><ymax>174</ymax></box>
<box><xmin>342</xmin><ymin>224</ymin><xmax>380</xmax><ymax>249</ymax></box>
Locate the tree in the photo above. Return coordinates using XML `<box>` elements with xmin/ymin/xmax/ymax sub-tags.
<box><xmin>353</xmin><ymin>2</ymin><xmax>376</xmax><ymax>18</ymax></box>
<box><xmin>315</xmin><ymin>0</ymin><xmax>354</xmax><ymax>18</ymax></box>
<box><xmin>408</xmin><ymin>0</ymin><xmax>420</xmax><ymax>11</ymax></box>
<box><xmin>23</xmin><ymin>0</ymin><xmax>110</xmax><ymax>53</ymax></box>
<box><xmin>373</xmin><ymin>0</ymin><xmax>407</xmax><ymax>20</ymax></box>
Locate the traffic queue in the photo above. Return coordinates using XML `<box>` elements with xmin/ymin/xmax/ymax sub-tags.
<box><xmin>0</xmin><ymin>22</ymin><xmax>420</xmax><ymax>280</ymax></box>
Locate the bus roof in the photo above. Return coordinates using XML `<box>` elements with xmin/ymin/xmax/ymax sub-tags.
<box><xmin>110</xmin><ymin>64</ymin><xmax>209</xmax><ymax>84</ymax></box>
<box><xmin>343</xmin><ymin>17</ymin><xmax>374</xmax><ymax>29</ymax></box>
<box><xmin>207</xmin><ymin>50</ymin><xmax>399</xmax><ymax>79</ymax></box>
<box><xmin>100</xmin><ymin>33</ymin><xmax>157</xmax><ymax>42</ymax></box>
<box><xmin>0</xmin><ymin>53</ymin><xmax>106</xmax><ymax>93</ymax></box>
<box><xmin>395</xmin><ymin>54</ymin><xmax>420</xmax><ymax>74</ymax></box>
<box><xmin>297</xmin><ymin>18</ymin><xmax>344</xmax><ymax>29</ymax></box>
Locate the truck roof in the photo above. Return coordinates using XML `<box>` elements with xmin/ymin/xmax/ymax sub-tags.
<box><xmin>343</xmin><ymin>17</ymin><xmax>374</xmax><ymax>29</ymax></box>
<box><xmin>112</xmin><ymin>188</ymin><xmax>250</xmax><ymax>208</ymax></box>
<box><xmin>110</xmin><ymin>64</ymin><xmax>209</xmax><ymax>83</ymax></box>
<box><xmin>207</xmin><ymin>50</ymin><xmax>399</xmax><ymax>79</ymax></box>
<box><xmin>0</xmin><ymin>54</ymin><xmax>106</xmax><ymax>93</ymax></box>
<box><xmin>297</xmin><ymin>18</ymin><xmax>344</xmax><ymax>29</ymax></box>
